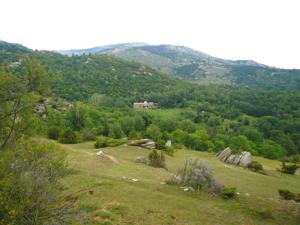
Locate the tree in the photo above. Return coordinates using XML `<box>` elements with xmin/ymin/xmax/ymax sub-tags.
<box><xmin>146</xmin><ymin>124</ymin><xmax>161</xmax><ymax>141</ymax></box>
<box><xmin>68</xmin><ymin>103</ymin><xmax>85</xmax><ymax>131</ymax></box>
<box><xmin>0</xmin><ymin>60</ymin><xmax>70</xmax><ymax>224</ymax></box>
<box><xmin>109</xmin><ymin>122</ymin><xmax>124</xmax><ymax>139</ymax></box>
<box><xmin>259</xmin><ymin>140</ymin><xmax>286</xmax><ymax>159</ymax></box>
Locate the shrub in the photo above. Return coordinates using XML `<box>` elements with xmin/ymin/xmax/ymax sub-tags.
<box><xmin>247</xmin><ymin>161</ymin><xmax>263</xmax><ymax>172</ymax></box>
<box><xmin>148</xmin><ymin>149</ymin><xmax>166</xmax><ymax>168</ymax></box>
<box><xmin>83</xmin><ymin>131</ymin><xmax>96</xmax><ymax>141</ymax></box>
<box><xmin>164</xmin><ymin>147</ymin><xmax>175</xmax><ymax>156</ymax></box>
<box><xmin>47</xmin><ymin>127</ymin><xmax>61</xmax><ymax>140</ymax></box>
<box><xmin>0</xmin><ymin>140</ymin><xmax>70</xmax><ymax>225</ymax></box>
<box><xmin>60</xmin><ymin>129</ymin><xmax>78</xmax><ymax>144</ymax></box>
<box><xmin>221</xmin><ymin>187</ymin><xmax>237</xmax><ymax>199</ymax></box>
<box><xmin>168</xmin><ymin>157</ymin><xmax>224</xmax><ymax>193</ymax></box>
<box><xmin>94</xmin><ymin>136</ymin><xmax>127</xmax><ymax>148</ymax></box>
<box><xmin>94</xmin><ymin>136</ymin><xmax>107</xmax><ymax>148</ymax></box>
<box><xmin>278</xmin><ymin>189</ymin><xmax>296</xmax><ymax>200</ymax></box>
<box><xmin>156</xmin><ymin>138</ymin><xmax>166</xmax><ymax>150</ymax></box>
<box><xmin>279</xmin><ymin>162</ymin><xmax>299</xmax><ymax>175</ymax></box>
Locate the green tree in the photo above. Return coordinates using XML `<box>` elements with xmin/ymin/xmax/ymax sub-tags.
<box><xmin>146</xmin><ymin>124</ymin><xmax>161</xmax><ymax>141</ymax></box>
<box><xmin>259</xmin><ymin>140</ymin><xmax>286</xmax><ymax>159</ymax></box>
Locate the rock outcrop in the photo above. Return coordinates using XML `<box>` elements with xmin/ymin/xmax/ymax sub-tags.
<box><xmin>129</xmin><ymin>139</ymin><xmax>155</xmax><ymax>149</ymax></box>
<box><xmin>216</xmin><ymin>147</ymin><xmax>251</xmax><ymax>167</ymax></box>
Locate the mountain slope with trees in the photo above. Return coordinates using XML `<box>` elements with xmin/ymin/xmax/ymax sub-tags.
<box><xmin>58</xmin><ymin>43</ymin><xmax>300</xmax><ymax>90</ymax></box>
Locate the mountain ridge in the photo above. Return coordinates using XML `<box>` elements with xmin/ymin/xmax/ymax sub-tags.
<box><xmin>57</xmin><ymin>43</ymin><xmax>300</xmax><ymax>89</ymax></box>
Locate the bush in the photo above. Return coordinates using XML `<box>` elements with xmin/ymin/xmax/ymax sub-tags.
<box><xmin>148</xmin><ymin>149</ymin><xmax>166</xmax><ymax>168</ymax></box>
<box><xmin>83</xmin><ymin>131</ymin><xmax>96</xmax><ymax>141</ymax></box>
<box><xmin>278</xmin><ymin>189</ymin><xmax>296</xmax><ymax>200</ymax></box>
<box><xmin>164</xmin><ymin>147</ymin><xmax>175</xmax><ymax>156</ymax></box>
<box><xmin>94</xmin><ymin>136</ymin><xmax>127</xmax><ymax>148</ymax></box>
<box><xmin>279</xmin><ymin>162</ymin><xmax>299</xmax><ymax>175</ymax></box>
<box><xmin>168</xmin><ymin>157</ymin><xmax>224</xmax><ymax>193</ymax></box>
<box><xmin>60</xmin><ymin>129</ymin><xmax>78</xmax><ymax>144</ymax></box>
<box><xmin>221</xmin><ymin>187</ymin><xmax>237</xmax><ymax>199</ymax></box>
<box><xmin>156</xmin><ymin>138</ymin><xmax>166</xmax><ymax>150</ymax></box>
<box><xmin>0</xmin><ymin>140</ymin><xmax>70</xmax><ymax>225</ymax></box>
<box><xmin>47</xmin><ymin>127</ymin><xmax>61</xmax><ymax>140</ymax></box>
<box><xmin>247</xmin><ymin>161</ymin><xmax>263</xmax><ymax>172</ymax></box>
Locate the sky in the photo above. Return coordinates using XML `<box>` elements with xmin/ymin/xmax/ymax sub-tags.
<box><xmin>0</xmin><ymin>0</ymin><xmax>299</xmax><ymax>69</ymax></box>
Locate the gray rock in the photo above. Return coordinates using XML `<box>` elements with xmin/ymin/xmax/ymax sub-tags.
<box><xmin>135</xmin><ymin>156</ymin><xmax>147</xmax><ymax>164</ymax></box>
<box><xmin>217</xmin><ymin>147</ymin><xmax>252</xmax><ymax>168</ymax></box>
<box><xmin>216</xmin><ymin>147</ymin><xmax>231</xmax><ymax>161</ymax></box>
<box><xmin>141</xmin><ymin>141</ymin><xmax>155</xmax><ymax>149</ymax></box>
<box><xmin>129</xmin><ymin>139</ymin><xmax>155</xmax><ymax>149</ymax></box>
<box><xmin>238</xmin><ymin>152</ymin><xmax>251</xmax><ymax>167</ymax></box>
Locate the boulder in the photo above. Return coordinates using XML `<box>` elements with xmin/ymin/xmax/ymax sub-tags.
<box><xmin>129</xmin><ymin>139</ymin><xmax>151</xmax><ymax>146</ymax></box>
<box><xmin>96</xmin><ymin>151</ymin><xmax>105</xmax><ymax>157</ymax></box>
<box><xmin>129</xmin><ymin>139</ymin><xmax>156</xmax><ymax>149</ymax></box>
<box><xmin>238</xmin><ymin>152</ymin><xmax>251</xmax><ymax>167</ymax></box>
<box><xmin>135</xmin><ymin>156</ymin><xmax>147</xmax><ymax>164</ymax></box>
<box><xmin>216</xmin><ymin>147</ymin><xmax>231</xmax><ymax>161</ymax></box>
<box><xmin>217</xmin><ymin>147</ymin><xmax>251</xmax><ymax>168</ymax></box>
<box><xmin>141</xmin><ymin>141</ymin><xmax>155</xmax><ymax>149</ymax></box>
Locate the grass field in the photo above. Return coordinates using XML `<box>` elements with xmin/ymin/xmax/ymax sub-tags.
<box><xmin>61</xmin><ymin>142</ymin><xmax>300</xmax><ymax>225</ymax></box>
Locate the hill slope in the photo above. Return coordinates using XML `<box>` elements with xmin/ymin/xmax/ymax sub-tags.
<box><xmin>59</xmin><ymin>43</ymin><xmax>300</xmax><ymax>90</ymax></box>
<box><xmin>0</xmin><ymin>41</ymin><xmax>189</xmax><ymax>102</ymax></box>
<box><xmin>62</xmin><ymin>142</ymin><xmax>300</xmax><ymax>225</ymax></box>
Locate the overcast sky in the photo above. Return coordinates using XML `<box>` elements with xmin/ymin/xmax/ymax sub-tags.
<box><xmin>1</xmin><ymin>0</ymin><xmax>299</xmax><ymax>69</ymax></box>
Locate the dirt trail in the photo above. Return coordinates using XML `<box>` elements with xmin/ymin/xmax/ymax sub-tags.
<box><xmin>105</xmin><ymin>154</ymin><xmax>120</xmax><ymax>164</ymax></box>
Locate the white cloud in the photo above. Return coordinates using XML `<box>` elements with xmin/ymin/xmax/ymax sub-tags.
<box><xmin>0</xmin><ymin>0</ymin><xmax>299</xmax><ymax>68</ymax></box>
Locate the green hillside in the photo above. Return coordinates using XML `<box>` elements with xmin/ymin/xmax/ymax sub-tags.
<box><xmin>61</xmin><ymin>142</ymin><xmax>300</xmax><ymax>225</ymax></box>
<box><xmin>0</xmin><ymin>41</ymin><xmax>188</xmax><ymax>102</ymax></box>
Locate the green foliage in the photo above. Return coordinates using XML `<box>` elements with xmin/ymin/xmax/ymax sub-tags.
<box><xmin>109</xmin><ymin>122</ymin><xmax>124</xmax><ymax>139</ymax></box>
<box><xmin>94</xmin><ymin>136</ymin><xmax>126</xmax><ymax>148</ymax></box>
<box><xmin>278</xmin><ymin>189</ymin><xmax>296</xmax><ymax>200</ymax></box>
<box><xmin>148</xmin><ymin>149</ymin><xmax>166</xmax><ymax>168</ymax></box>
<box><xmin>156</xmin><ymin>138</ymin><xmax>166</xmax><ymax>150</ymax></box>
<box><xmin>279</xmin><ymin>162</ymin><xmax>299</xmax><ymax>175</ymax></box>
<box><xmin>247</xmin><ymin>161</ymin><xmax>264</xmax><ymax>172</ymax></box>
<box><xmin>47</xmin><ymin>126</ymin><xmax>61</xmax><ymax>140</ymax></box>
<box><xmin>82</xmin><ymin>130</ymin><xmax>96</xmax><ymax>141</ymax></box>
<box><xmin>60</xmin><ymin>129</ymin><xmax>78</xmax><ymax>144</ymax></box>
<box><xmin>0</xmin><ymin>139</ymin><xmax>69</xmax><ymax>225</ymax></box>
<box><xmin>221</xmin><ymin>187</ymin><xmax>237</xmax><ymax>199</ymax></box>
<box><xmin>146</xmin><ymin>124</ymin><xmax>161</xmax><ymax>141</ymax></box>
<box><xmin>259</xmin><ymin>140</ymin><xmax>286</xmax><ymax>160</ymax></box>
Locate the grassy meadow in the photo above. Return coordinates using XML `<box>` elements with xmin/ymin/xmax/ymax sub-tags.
<box><xmin>60</xmin><ymin>142</ymin><xmax>300</xmax><ymax>225</ymax></box>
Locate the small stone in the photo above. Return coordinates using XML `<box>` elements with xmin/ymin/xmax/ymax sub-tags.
<box><xmin>132</xmin><ymin>178</ymin><xmax>138</xmax><ymax>182</ymax></box>
<box><xmin>183</xmin><ymin>188</ymin><xmax>189</xmax><ymax>192</ymax></box>
<box><xmin>96</xmin><ymin>151</ymin><xmax>105</xmax><ymax>157</ymax></box>
<box><xmin>135</xmin><ymin>156</ymin><xmax>147</xmax><ymax>164</ymax></box>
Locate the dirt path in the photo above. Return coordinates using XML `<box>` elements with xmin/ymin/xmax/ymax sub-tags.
<box><xmin>105</xmin><ymin>154</ymin><xmax>120</xmax><ymax>164</ymax></box>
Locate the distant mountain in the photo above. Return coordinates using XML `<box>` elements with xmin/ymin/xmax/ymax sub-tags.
<box><xmin>59</xmin><ymin>43</ymin><xmax>300</xmax><ymax>90</ymax></box>
<box><xmin>0</xmin><ymin>41</ymin><xmax>188</xmax><ymax>102</ymax></box>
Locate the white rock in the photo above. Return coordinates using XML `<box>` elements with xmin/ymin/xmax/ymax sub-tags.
<box><xmin>132</xmin><ymin>178</ymin><xmax>138</xmax><ymax>182</ymax></box>
<box><xmin>183</xmin><ymin>188</ymin><xmax>189</xmax><ymax>192</ymax></box>
<box><xmin>96</xmin><ymin>151</ymin><xmax>105</xmax><ymax>157</ymax></box>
